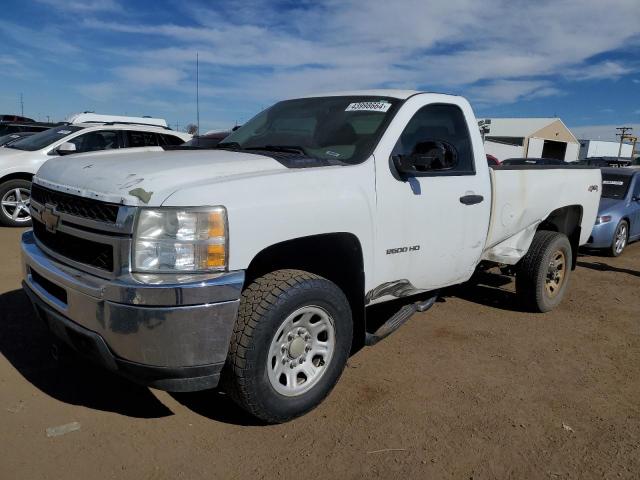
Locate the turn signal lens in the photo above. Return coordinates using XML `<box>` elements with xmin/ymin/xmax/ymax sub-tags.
<box><xmin>595</xmin><ymin>215</ymin><xmax>611</xmax><ymax>225</ymax></box>
<box><xmin>207</xmin><ymin>244</ymin><xmax>226</xmax><ymax>268</ymax></box>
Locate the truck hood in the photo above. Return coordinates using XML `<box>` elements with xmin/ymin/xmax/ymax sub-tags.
<box><xmin>34</xmin><ymin>149</ymin><xmax>289</xmax><ymax>206</ymax></box>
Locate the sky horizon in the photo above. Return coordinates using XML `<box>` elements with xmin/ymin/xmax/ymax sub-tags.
<box><xmin>1</xmin><ymin>0</ymin><xmax>639</xmax><ymax>141</ymax></box>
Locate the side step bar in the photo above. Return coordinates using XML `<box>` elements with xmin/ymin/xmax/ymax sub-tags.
<box><xmin>365</xmin><ymin>295</ymin><xmax>438</xmax><ymax>346</ymax></box>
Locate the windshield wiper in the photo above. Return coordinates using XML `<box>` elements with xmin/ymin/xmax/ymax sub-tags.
<box><xmin>244</xmin><ymin>145</ymin><xmax>308</xmax><ymax>155</ymax></box>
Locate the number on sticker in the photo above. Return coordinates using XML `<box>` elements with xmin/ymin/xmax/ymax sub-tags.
<box><xmin>345</xmin><ymin>102</ymin><xmax>391</xmax><ymax>113</ymax></box>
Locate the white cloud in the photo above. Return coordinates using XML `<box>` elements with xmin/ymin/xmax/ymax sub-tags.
<box><xmin>113</xmin><ymin>66</ymin><xmax>187</xmax><ymax>88</ymax></box>
<box><xmin>570</xmin><ymin>123</ymin><xmax>640</xmax><ymax>141</ymax></box>
<box><xmin>468</xmin><ymin>80</ymin><xmax>562</xmax><ymax>104</ymax></box>
<box><xmin>76</xmin><ymin>0</ymin><xmax>640</xmax><ymax>108</ymax></box>
<box><xmin>35</xmin><ymin>0</ymin><xmax>120</xmax><ymax>12</ymax></box>
<box><xmin>77</xmin><ymin>82</ymin><xmax>118</xmax><ymax>101</ymax></box>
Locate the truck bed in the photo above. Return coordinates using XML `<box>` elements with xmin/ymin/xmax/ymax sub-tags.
<box><xmin>482</xmin><ymin>165</ymin><xmax>601</xmax><ymax>263</ymax></box>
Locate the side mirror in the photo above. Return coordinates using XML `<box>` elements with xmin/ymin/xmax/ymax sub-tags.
<box><xmin>392</xmin><ymin>140</ymin><xmax>458</xmax><ymax>177</ymax></box>
<box><xmin>57</xmin><ymin>142</ymin><xmax>77</xmax><ymax>155</ymax></box>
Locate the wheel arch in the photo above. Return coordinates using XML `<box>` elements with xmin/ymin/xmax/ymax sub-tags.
<box><xmin>0</xmin><ymin>172</ymin><xmax>34</xmax><ymax>184</ymax></box>
<box><xmin>244</xmin><ymin>232</ymin><xmax>366</xmax><ymax>352</ymax></box>
<box><xmin>537</xmin><ymin>205</ymin><xmax>583</xmax><ymax>270</ymax></box>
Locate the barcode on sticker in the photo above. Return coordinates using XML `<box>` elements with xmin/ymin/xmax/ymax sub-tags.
<box><xmin>603</xmin><ymin>180</ymin><xmax>623</xmax><ymax>185</ymax></box>
<box><xmin>345</xmin><ymin>102</ymin><xmax>391</xmax><ymax>113</ymax></box>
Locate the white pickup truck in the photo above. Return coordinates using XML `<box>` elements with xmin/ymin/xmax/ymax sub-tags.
<box><xmin>20</xmin><ymin>90</ymin><xmax>601</xmax><ymax>423</ymax></box>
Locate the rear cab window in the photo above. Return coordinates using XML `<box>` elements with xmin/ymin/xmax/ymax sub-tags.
<box><xmin>601</xmin><ymin>174</ymin><xmax>631</xmax><ymax>199</ymax></box>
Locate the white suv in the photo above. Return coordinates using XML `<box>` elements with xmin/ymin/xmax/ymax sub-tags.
<box><xmin>0</xmin><ymin>121</ymin><xmax>191</xmax><ymax>226</ymax></box>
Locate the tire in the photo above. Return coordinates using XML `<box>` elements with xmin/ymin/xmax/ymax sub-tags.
<box><xmin>608</xmin><ymin>220</ymin><xmax>628</xmax><ymax>257</ymax></box>
<box><xmin>0</xmin><ymin>179</ymin><xmax>32</xmax><ymax>227</ymax></box>
<box><xmin>224</xmin><ymin>269</ymin><xmax>353</xmax><ymax>423</ymax></box>
<box><xmin>516</xmin><ymin>231</ymin><xmax>572</xmax><ymax>313</ymax></box>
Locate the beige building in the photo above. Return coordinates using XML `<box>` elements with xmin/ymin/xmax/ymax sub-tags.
<box><xmin>481</xmin><ymin>118</ymin><xmax>580</xmax><ymax>162</ymax></box>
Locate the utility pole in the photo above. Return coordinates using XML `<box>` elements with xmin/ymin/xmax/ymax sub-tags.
<box><xmin>20</xmin><ymin>93</ymin><xmax>24</xmax><ymax>117</ymax></box>
<box><xmin>196</xmin><ymin>52</ymin><xmax>200</xmax><ymax>136</ymax></box>
<box><xmin>616</xmin><ymin>127</ymin><xmax>633</xmax><ymax>160</ymax></box>
<box><xmin>46</xmin><ymin>115</ymin><xmax>50</xmax><ymax>123</ymax></box>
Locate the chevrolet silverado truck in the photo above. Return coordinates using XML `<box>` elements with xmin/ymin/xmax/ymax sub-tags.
<box><xmin>20</xmin><ymin>91</ymin><xmax>601</xmax><ymax>423</ymax></box>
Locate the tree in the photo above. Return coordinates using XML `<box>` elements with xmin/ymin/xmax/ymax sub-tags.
<box><xmin>186</xmin><ymin>123</ymin><xmax>198</xmax><ymax>135</ymax></box>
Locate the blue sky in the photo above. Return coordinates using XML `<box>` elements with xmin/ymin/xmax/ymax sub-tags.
<box><xmin>1</xmin><ymin>0</ymin><xmax>639</xmax><ymax>140</ymax></box>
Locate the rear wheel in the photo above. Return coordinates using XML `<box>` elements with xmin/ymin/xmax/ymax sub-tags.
<box><xmin>224</xmin><ymin>269</ymin><xmax>352</xmax><ymax>423</ymax></box>
<box><xmin>609</xmin><ymin>220</ymin><xmax>628</xmax><ymax>257</ymax></box>
<box><xmin>0</xmin><ymin>179</ymin><xmax>32</xmax><ymax>227</ymax></box>
<box><xmin>516</xmin><ymin>231</ymin><xmax>572</xmax><ymax>312</ymax></box>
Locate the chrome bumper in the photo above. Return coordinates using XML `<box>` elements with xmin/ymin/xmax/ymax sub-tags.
<box><xmin>21</xmin><ymin>230</ymin><xmax>243</xmax><ymax>391</ymax></box>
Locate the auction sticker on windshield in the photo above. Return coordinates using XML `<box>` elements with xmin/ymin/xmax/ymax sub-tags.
<box><xmin>345</xmin><ymin>101</ymin><xmax>391</xmax><ymax>112</ymax></box>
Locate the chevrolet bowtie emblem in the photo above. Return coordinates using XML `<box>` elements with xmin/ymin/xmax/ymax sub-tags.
<box><xmin>42</xmin><ymin>204</ymin><xmax>60</xmax><ymax>233</ymax></box>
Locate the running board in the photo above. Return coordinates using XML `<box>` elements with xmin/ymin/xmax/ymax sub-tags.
<box><xmin>365</xmin><ymin>295</ymin><xmax>437</xmax><ymax>346</ymax></box>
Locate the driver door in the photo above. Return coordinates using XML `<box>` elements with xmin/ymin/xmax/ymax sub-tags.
<box><xmin>373</xmin><ymin>101</ymin><xmax>491</xmax><ymax>298</ymax></box>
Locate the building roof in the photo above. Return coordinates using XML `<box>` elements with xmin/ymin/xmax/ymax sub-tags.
<box><xmin>479</xmin><ymin>117</ymin><xmax>559</xmax><ymax>137</ymax></box>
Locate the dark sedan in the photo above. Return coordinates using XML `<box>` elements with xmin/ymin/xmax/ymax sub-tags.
<box><xmin>585</xmin><ymin>168</ymin><xmax>640</xmax><ymax>256</ymax></box>
<box><xmin>0</xmin><ymin>131</ymin><xmax>35</xmax><ymax>146</ymax></box>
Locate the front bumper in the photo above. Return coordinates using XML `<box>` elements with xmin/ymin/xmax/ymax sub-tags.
<box><xmin>21</xmin><ymin>230</ymin><xmax>244</xmax><ymax>392</ymax></box>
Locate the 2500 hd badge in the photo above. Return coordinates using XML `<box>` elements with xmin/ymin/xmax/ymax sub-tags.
<box><xmin>386</xmin><ymin>245</ymin><xmax>421</xmax><ymax>255</ymax></box>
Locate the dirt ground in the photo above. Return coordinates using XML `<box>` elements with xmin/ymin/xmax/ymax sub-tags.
<box><xmin>0</xmin><ymin>226</ymin><xmax>639</xmax><ymax>480</ymax></box>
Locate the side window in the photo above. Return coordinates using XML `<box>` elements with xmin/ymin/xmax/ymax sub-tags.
<box><xmin>160</xmin><ymin>134</ymin><xmax>184</xmax><ymax>146</ymax></box>
<box><xmin>68</xmin><ymin>130</ymin><xmax>119</xmax><ymax>153</ymax></box>
<box><xmin>392</xmin><ymin>104</ymin><xmax>475</xmax><ymax>175</ymax></box>
<box><xmin>127</xmin><ymin>131</ymin><xmax>159</xmax><ymax>148</ymax></box>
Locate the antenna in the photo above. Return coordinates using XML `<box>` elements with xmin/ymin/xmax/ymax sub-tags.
<box><xmin>196</xmin><ymin>52</ymin><xmax>200</xmax><ymax>136</ymax></box>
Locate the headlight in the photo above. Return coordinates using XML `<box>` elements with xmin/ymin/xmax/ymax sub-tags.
<box><xmin>133</xmin><ymin>207</ymin><xmax>227</xmax><ymax>272</ymax></box>
<box><xmin>595</xmin><ymin>215</ymin><xmax>611</xmax><ymax>225</ymax></box>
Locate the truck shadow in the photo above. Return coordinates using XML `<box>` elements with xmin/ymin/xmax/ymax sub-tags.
<box><xmin>576</xmin><ymin>260</ymin><xmax>640</xmax><ymax>278</ymax></box>
<box><xmin>0</xmin><ymin>289</ymin><xmax>172</xmax><ymax>419</ymax></box>
<box><xmin>443</xmin><ymin>270</ymin><xmax>524</xmax><ymax>312</ymax></box>
<box><xmin>170</xmin><ymin>390</ymin><xmax>263</xmax><ymax>426</ymax></box>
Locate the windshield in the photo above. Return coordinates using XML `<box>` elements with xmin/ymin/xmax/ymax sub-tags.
<box><xmin>601</xmin><ymin>173</ymin><xmax>631</xmax><ymax>199</ymax></box>
<box><xmin>220</xmin><ymin>96</ymin><xmax>401</xmax><ymax>164</ymax></box>
<box><xmin>7</xmin><ymin>125</ymin><xmax>83</xmax><ymax>151</ymax></box>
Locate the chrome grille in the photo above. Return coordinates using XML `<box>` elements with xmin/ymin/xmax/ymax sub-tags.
<box><xmin>31</xmin><ymin>184</ymin><xmax>119</xmax><ymax>223</ymax></box>
<box><xmin>30</xmin><ymin>186</ymin><xmax>136</xmax><ymax>279</ymax></box>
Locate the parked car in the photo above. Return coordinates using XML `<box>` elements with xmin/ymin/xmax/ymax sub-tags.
<box><xmin>486</xmin><ymin>154</ymin><xmax>500</xmax><ymax>166</ymax></box>
<box><xmin>178</xmin><ymin>131</ymin><xmax>231</xmax><ymax>149</ymax></box>
<box><xmin>501</xmin><ymin>157</ymin><xmax>567</xmax><ymax>166</ymax></box>
<box><xmin>22</xmin><ymin>90</ymin><xmax>600</xmax><ymax>423</ymax></box>
<box><xmin>585</xmin><ymin>167</ymin><xmax>640</xmax><ymax>256</ymax></box>
<box><xmin>578</xmin><ymin>157</ymin><xmax>632</xmax><ymax>168</ymax></box>
<box><xmin>0</xmin><ymin>114</ymin><xmax>35</xmax><ymax>123</ymax></box>
<box><xmin>0</xmin><ymin>122</ymin><xmax>60</xmax><ymax>137</ymax></box>
<box><xmin>0</xmin><ymin>132</ymin><xmax>35</xmax><ymax>146</ymax></box>
<box><xmin>0</xmin><ymin>119</ymin><xmax>190</xmax><ymax>226</ymax></box>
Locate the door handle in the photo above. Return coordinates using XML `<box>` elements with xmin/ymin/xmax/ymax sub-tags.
<box><xmin>459</xmin><ymin>194</ymin><xmax>484</xmax><ymax>205</ymax></box>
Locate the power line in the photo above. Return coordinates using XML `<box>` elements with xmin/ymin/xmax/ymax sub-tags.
<box><xmin>616</xmin><ymin>127</ymin><xmax>633</xmax><ymax>160</ymax></box>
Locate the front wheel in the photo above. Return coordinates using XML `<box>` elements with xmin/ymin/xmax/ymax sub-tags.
<box><xmin>609</xmin><ymin>220</ymin><xmax>628</xmax><ymax>257</ymax></box>
<box><xmin>516</xmin><ymin>231</ymin><xmax>572</xmax><ymax>313</ymax></box>
<box><xmin>224</xmin><ymin>269</ymin><xmax>353</xmax><ymax>423</ymax></box>
<box><xmin>0</xmin><ymin>179</ymin><xmax>32</xmax><ymax>227</ymax></box>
